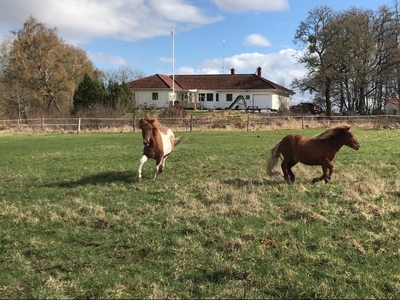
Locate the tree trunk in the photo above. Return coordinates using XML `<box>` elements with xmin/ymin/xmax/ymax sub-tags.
<box><xmin>325</xmin><ymin>77</ymin><xmax>332</xmax><ymax>116</ymax></box>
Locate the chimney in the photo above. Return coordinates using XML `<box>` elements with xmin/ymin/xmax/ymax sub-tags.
<box><xmin>257</xmin><ymin>67</ymin><xmax>262</xmax><ymax>77</ymax></box>
<box><xmin>231</xmin><ymin>68</ymin><xmax>235</xmax><ymax>75</ymax></box>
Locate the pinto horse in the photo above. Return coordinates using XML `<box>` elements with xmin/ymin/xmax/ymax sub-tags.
<box><xmin>266</xmin><ymin>125</ymin><xmax>360</xmax><ymax>184</ymax></box>
<box><xmin>137</xmin><ymin>116</ymin><xmax>182</xmax><ymax>181</ymax></box>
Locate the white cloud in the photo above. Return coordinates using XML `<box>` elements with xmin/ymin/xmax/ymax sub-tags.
<box><xmin>0</xmin><ymin>0</ymin><xmax>223</xmax><ymax>44</ymax></box>
<box><xmin>177</xmin><ymin>66</ymin><xmax>220</xmax><ymax>74</ymax></box>
<box><xmin>150</xmin><ymin>0</ymin><xmax>223</xmax><ymax>23</ymax></box>
<box><xmin>212</xmin><ymin>0</ymin><xmax>289</xmax><ymax>13</ymax></box>
<box><xmin>87</xmin><ymin>52</ymin><xmax>127</xmax><ymax>67</ymax></box>
<box><xmin>160</xmin><ymin>57</ymin><xmax>173</xmax><ymax>64</ymax></box>
<box><xmin>244</xmin><ymin>34</ymin><xmax>271</xmax><ymax>47</ymax></box>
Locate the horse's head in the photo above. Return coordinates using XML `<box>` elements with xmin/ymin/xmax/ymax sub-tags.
<box><xmin>343</xmin><ymin>126</ymin><xmax>360</xmax><ymax>150</ymax></box>
<box><xmin>139</xmin><ymin>117</ymin><xmax>157</xmax><ymax>147</ymax></box>
<box><xmin>139</xmin><ymin>116</ymin><xmax>162</xmax><ymax>147</ymax></box>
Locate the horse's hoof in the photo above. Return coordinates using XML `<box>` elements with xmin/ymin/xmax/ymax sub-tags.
<box><xmin>137</xmin><ymin>177</ymin><xmax>142</xmax><ymax>182</ymax></box>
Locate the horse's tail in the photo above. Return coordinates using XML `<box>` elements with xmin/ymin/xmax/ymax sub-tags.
<box><xmin>173</xmin><ymin>136</ymin><xmax>185</xmax><ymax>148</ymax></box>
<box><xmin>266</xmin><ymin>142</ymin><xmax>281</xmax><ymax>176</ymax></box>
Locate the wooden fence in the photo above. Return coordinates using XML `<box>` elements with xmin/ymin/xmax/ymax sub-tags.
<box><xmin>0</xmin><ymin>114</ymin><xmax>399</xmax><ymax>133</ymax></box>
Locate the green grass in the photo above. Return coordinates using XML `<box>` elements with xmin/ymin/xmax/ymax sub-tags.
<box><xmin>0</xmin><ymin>129</ymin><xmax>399</xmax><ymax>298</ymax></box>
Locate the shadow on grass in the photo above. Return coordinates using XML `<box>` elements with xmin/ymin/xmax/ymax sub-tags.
<box><xmin>44</xmin><ymin>171</ymin><xmax>135</xmax><ymax>188</ymax></box>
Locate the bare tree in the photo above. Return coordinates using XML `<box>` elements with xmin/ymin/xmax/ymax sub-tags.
<box><xmin>99</xmin><ymin>66</ymin><xmax>146</xmax><ymax>85</ymax></box>
<box><xmin>0</xmin><ymin>35</ymin><xmax>31</xmax><ymax>119</ymax></box>
<box><xmin>1</xmin><ymin>16</ymin><xmax>94</xmax><ymax>118</ymax></box>
<box><xmin>292</xmin><ymin>4</ymin><xmax>400</xmax><ymax>115</ymax></box>
<box><xmin>378</xmin><ymin>1</ymin><xmax>400</xmax><ymax>110</ymax></box>
<box><xmin>292</xmin><ymin>6</ymin><xmax>337</xmax><ymax>115</ymax></box>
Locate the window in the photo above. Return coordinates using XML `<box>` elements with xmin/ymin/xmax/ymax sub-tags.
<box><xmin>206</xmin><ymin>93</ymin><xmax>213</xmax><ymax>102</ymax></box>
<box><xmin>199</xmin><ymin>93</ymin><xmax>205</xmax><ymax>101</ymax></box>
<box><xmin>245</xmin><ymin>95</ymin><xmax>250</xmax><ymax>100</ymax></box>
<box><xmin>152</xmin><ymin>93</ymin><xmax>158</xmax><ymax>100</ymax></box>
<box><xmin>216</xmin><ymin>93</ymin><xmax>219</xmax><ymax>102</ymax></box>
<box><xmin>227</xmin><ymin>94</ymin><xmax>233</xmax><ymax>102</ymax></box>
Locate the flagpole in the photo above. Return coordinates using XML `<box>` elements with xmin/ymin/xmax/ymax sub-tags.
<box><xmin>172</xmin><ymin>27</ymin><xmax>175</xmax><ymax>106</ymax></box>
<box><xmin>222</xmin><ymin>39</ymin><xmax>225</xmax><ymax>74</ymax></box>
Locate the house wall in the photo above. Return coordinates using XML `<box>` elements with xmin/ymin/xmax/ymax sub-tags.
<box><xmin>271</xmin><ymin>94</ymin><xmax>280</xmax><ymax>110</ymax></box>
<box><xmin>253</xmin><ymin>94</ymin><xmax>271</xmax><ymax>108</ymax></box>
<box><xmin>193</xmin><ymin>91</ymin><xmax>246</xmax><ymax>110</ymax></box>
<box><xmin>133</xmin><ymin>89</ymin><xmax>291</xmax><ymax>111</ymax></box>
<box><xmin>250</xmin><ymin>94</ymin><xmax>289</xmax><ymax>110</ymax></box>
<box><xmin>134</xmin><ymin>90</ymin><xmax>172</xmax><ymax>108</ymax></box>
<box><xmin>195</xmin><ymin>91</ymin><xmax>289</xmax><ymax>110</ymax></box>
<box><xmin>271</xmin><ymin>94</ymin><xmax>290</xmax><ymax>110</ymax></box>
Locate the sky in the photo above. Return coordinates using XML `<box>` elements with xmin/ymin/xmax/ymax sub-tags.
<box><xmin>0</xmin><ymin>0</ymin><xmax>393</xmax><ymax>102</ymax></box>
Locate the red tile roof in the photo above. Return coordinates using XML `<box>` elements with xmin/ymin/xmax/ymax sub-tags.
<box><xmin>127</xmin><ymin>74</ymin><xmax>182</xmax><ymax>89</ymax></box>
<box><xmin>387</xmin><ymin>98</ymin><xmax>400</xmax><ymax>104</ymax></box>
<box><xmin>128</xmin><ymin>73</ymin><xmax>294</xmax><ymax>94</ymax></box>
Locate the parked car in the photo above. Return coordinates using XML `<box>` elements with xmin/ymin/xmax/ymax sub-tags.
<box><xmin>290</xmin><ymin>102</ymin><xmax>323</xmax><ymax>115</ymax></box>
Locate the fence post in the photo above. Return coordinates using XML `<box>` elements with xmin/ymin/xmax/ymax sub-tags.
<box><xmin>77</xmin><ymin>118</ymin><xmax>81</xmax><ymax>133</ymax></box>
<box><xmin>41</xmin><ymin>117</ymin><xmax>44</xmax><ymax>131</ymax></box>
<box><xmin>190</xmin><ymin>115</ymin><xmax>193</xmax><ymax>132</ymax></box>
<box><xmin>133</xmin><ymin>116</ymin><xmax>136</xmax><ymax>132</ymax></box>
<box><xmin>302</xmin><ymin>116</ymin><xmax>304</xmax><ymax>130</ymax></box>
<box><xmin>247</xmin><ymin>115</ymin><xmax>250</xmax><ymax>132</ymax></box>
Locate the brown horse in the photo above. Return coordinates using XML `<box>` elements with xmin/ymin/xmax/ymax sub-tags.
<box><xmin>137</xmin><ymin>116</ymin><xmax>183</xmax><ymax>181</ymax></box>
<box><xmin>266</xmin><ymin>125</ymin><xmax>360</xmax><ymax>184</ymax></box>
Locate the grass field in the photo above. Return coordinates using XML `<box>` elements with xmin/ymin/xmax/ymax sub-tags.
<box><xmin>0</xmin><ymin>128</ymin><xmax>399</xmax><ymax>298</ymax></box>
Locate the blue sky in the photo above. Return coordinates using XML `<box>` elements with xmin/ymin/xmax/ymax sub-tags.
<box><xmin>0</xmin><ymin>0</ymin><xmax>393</xmax><ymax>101</ymax></box>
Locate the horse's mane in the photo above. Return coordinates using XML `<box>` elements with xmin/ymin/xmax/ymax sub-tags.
<box><xmin>312</xmin><ymin>125</ymin><xmax>350</xmax><ymax>140</ymax></box>
<box><xmin>139</xmin><ymin>115</ymin><xmax>162</xmax><ymax>130</ymax></box>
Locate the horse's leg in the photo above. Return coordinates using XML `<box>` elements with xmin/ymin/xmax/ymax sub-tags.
<box><xmin>324</xmin><ymin>161</ymin><xmax>335</xmax><ymax>183</ymax></box>
<box><xmin>312</xmin><ymin>166</ymin><xmax>327</xmax><ymax>183</ymax></box>
<box><xmin>326</xmin><ymin>163</ymin><xmax>335</xmax><ymax>181</ymax></box>
<box><xmin>287</xmin><ymin>160</ymin><xmax>298</xmax><ymax>183</ymax></box>
<box><xmin>137</xmin><ymin>155</ymin><xmax>148</xmax><ymax>182</ymax></box>
<box><xmin>281</xmin><ymin>159</ymin><xmax>291</xmax><ymax>184</ymax></box>
<box><xmin>159</xmin><ymin>156</ymin><xmax>168</xmax><ymax>174</ymax></box>
<box><xmin>312</xmin><ymin>160</ymin><xmax>332</xmax><ymax>183</ymax></box>
<box><xmin>153</xmin><ymin>157</ymin><xmax>163</xmax><ymax>180</ymax></box>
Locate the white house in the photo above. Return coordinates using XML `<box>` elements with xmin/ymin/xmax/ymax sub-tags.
<box><xmin>386</xmin><ymin>98</ymin><xmax>399</xmax><ymax>115</ymax></box>
<box><xmin>128</xmin><ymin>67</ymin><xmax>295</xmax><ymax>111</ymax></box>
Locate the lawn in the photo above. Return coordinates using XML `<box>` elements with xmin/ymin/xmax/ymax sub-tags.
<box><xmin>0</xmin><ymin>128</ymin><xmax>399</xmax><ymax>298</ymax></box>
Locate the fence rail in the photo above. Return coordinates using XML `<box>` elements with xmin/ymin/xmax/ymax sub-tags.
<box><xmin>1</xmin><ymin>114</ymin><xmax>400</xmax><ymax>133</ymax></box>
